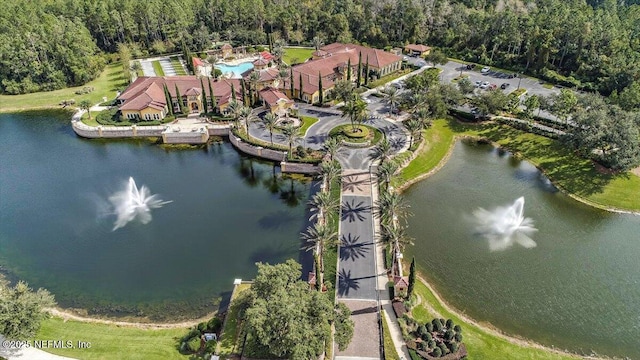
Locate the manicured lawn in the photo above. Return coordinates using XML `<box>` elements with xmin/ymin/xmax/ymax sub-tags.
<box><xmin>170</xmin><ymin>57</ymin><xmax>188</xmax><ymax>75</ymax></box>
<box><xmin>324</xmin><ymin>176</ymin><xmax>342</xmax><ymax>294</ymax></box>
<box><xmin>80</xmin><ymin>111</ymin><xmax>101</xmax><ymax>127</ymax></box>
<box><xmin>367</xmin><ymin>69</ymin><xmax>413</xmax><ymax>89</ymax></box>
<box><xmin>299</xmin><ymin>115</ymin><xmax>319</xmax><ymax>135</ymax></box>
<box><xmin>411</xmin><ymin>279</ymin><xmax>579</xmax><ymax>360</ymax></box>
<box><xmin>152</xmin><ymin>61</ymin><xmax>165</xmax><ymax>76</ymax></box>
<box><xmin>0</xmin><ymin>63</ymin><xmax>128</xmax><ymax>112</ymax></box>
<box><xmin>282</xmin><ymin>47</ymin><xmax>314</xmax><ymax>65</ymax></box>
<box><xmin>36</xmin><ymin>317</ymin><xmax>188</xmax><ymax>360</ymax></box>
<box><xmin>393</xmin><ymin>118</ymin><xmax>640</xmax><ymax>211</ymax></box>
<box><xmin>381</xmin><ymin>311</ymin><xmax>401</xmax><ymax>360</ymax></box>
<box><xmin>217</xmin><ymin>283</ymin><xmax>251</xmax><ymax>355</ymax></box>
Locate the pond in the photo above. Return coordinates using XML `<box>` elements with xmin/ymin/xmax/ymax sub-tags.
<box><xmin>404</xmin><ymin>140</ymin><xmax>640</xmax><ymax>359</ymax></box>
<box><xmin>0</xmin><ymin>111</ymin><xmax>314</xmax><ymax>320</ymax></box>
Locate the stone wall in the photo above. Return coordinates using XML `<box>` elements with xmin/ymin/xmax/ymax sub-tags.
<box><xmin>280</xmin><ymin>161</ymin><xmax>320</xmax><ymax>175</ymax></box>
<box><xmin>229</xmin><ymin>134</ymin><xmax>287</xmax><ymax>162</ymax></box>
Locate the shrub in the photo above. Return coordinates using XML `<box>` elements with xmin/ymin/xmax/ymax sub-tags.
<box><xmin>444</xmin><ymin>329</ymin><xmax>454</xmax><ymax>341</ymax></box>
<box><xmin>455</xmin><ymin>332</ymin><xmax>463</xmax><ymax>342</ymax></box>
<box><xmin>445</xmin><ymin>319</ymin><xmax>454</xmax><ymax>329</ymax></box>
<box><xmin>207</xmin><ymin>317</ymin><xmax>222</xmax><ymax>332</ymax></box>
<box><xmin>417</xmin><ymin>325</ymin><xmax>427</xmax><ymax>338</ymax></box>
<box><xmin>449</xmin><ymin>342</ymin><xmax>459</xmax><ymax>353</ymax></box>
<box><xmin>427</xmin><ymin>340</ymin><xmax>436</xmax><ymax>349</ymax></box>
<box><xmin>423</xmin><ymin>332</ymin><xmax>432</xmax><ymax>342</ymax></box>
<box><xmin>425</xmin><ymin>322</ymin><xmax>433</xmax><ymax>332</ymax></box>
<box><xmin>187</xmin><ymin>336</ymin><xmax>201</xmax><ymax>353</ymax></box>
<box><xmin>438</xmin><ymin>343</ymin><xmax>448</xmax><ymax>355</ymax></box>
<box><xmin>432</xmin><ymin>347</ymin><xmax>442</xmax><ymax>357</ymax></box>
<box><xmin>453</xmin><ymin>325</ymin><xmax>462</xmax><ymax>333</ymax></box>
<box><xmin>432</xmin><ymin>318</ymin><xmax>443</xmax><ymax>332</ymax></box>
<box><xmin>417</xmin><ymin>340</ymin><xmax>427</xmax><ymax>351</ymax></box>
<box><xmin>197</xmin><ymin>322</ymin><xmax>207</xmax><ymax>333</ymax></box>
<box><xmin>204</xmin><ymin>340</ymin><xmax>217</xmax><ymax>354</ymax></box>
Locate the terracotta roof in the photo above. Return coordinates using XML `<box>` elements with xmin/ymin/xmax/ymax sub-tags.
<box><xmin>260</xmin><ymin>51</ymin><xmax>273</xmax><ymax>60</ymax></box>
<box><xmin>117</xmin><ymin>76</ymin><xmax>242</xmax><ymax>111</ymax></box>
<box><xmin>312</xmin><ymin>50</ymin><xmax>328</xmax><ymax>57</ymax></box>
<box><xmin>319</xmin><ymin>42</ymin><xmax>402</xmax><ymax>69</ymax></box>
<box><xmin>394</xmin><ymin>276</ymin><xmax>409</xmax><ymax>287</ymax></box>
<box><xmin>259</xmin><ymin>87</ymin><xmax>293</xmax><ymax>107</ymax></box>
<box><xmin>192</xmin><ymin>57</ymin><xmax>204</xmax><ymax>68</ymax></box>
<box><xmin>253</xmin><ymin>58</ymin><xmax>268</xmax><ymax>66</ymax></box>
<box><xmin>221</xmin><ymin>43</ymin><xmax>232</xmax><ymax>50</ymax></box>
<box><xmin>404</xmin><ymin>44</ymin><xmax>431</xmax><ymax>52</ymax></box>
<box><xmin>242</xmin><ymin>67</ymin><xmax>279</xmax><ymax>83</ymax></box>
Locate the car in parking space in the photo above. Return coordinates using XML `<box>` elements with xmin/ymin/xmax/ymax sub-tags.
<box><xmin>489</xmin><ymin>84</ymin><xmax>497</xmax><ymax>90</ymax></box>
<box><xmin>466</xmin><ymin>64</ymin><xmax>477</xmax><ymax>70</ymax></box>
<box><xmin>403</xmin><ymin>56</ymin><xmax>410</xmax><ymax>61</ymax></box>
<box><xmin>362</xmin><ymin>97</ymin><xmax>372</xmax><ymax>104</ymax></box>
<box><xmin>475</xmin><ymin>80</ymin><xmax>482</xmax><ymax>87</ymax></box>
<box><xmin>480</xmin><ymin>81</ymin><xmax>490</xmax><ymax>89</ymax></box>
<box><xmin>392</xmin><ymin>82</ymin><xmax>403</xmax><ymax>89</ymax></box>
<box><xmin>481</xmin><ymin>66</ymin><xmax>491</xmax><ymax>74</ymax></box>
<box><xmin>500</xmin><ymin>83</ymin><xmax>510</xmax><ymax>89</ymax></box>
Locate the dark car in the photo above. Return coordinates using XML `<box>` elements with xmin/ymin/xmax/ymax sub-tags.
<box><xmin>466</xmin><ymin>64</ymin><xmax>476</xmax><ymax>70</ymax></box>
<box><xmin>500</xmin><ymin>83</ymin><xmax>510</xmax><ymax>89</ymax></box>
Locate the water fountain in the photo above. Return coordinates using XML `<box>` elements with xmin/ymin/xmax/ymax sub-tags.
<box><xmin>109</xmin><ymin>177</ymin><xmax>171</xmax><ymax>230</ymax></box>
<box><xmin>472</xmin><ymin>197</ymin><xmax>537</xmax><ymax>251</ymax></box>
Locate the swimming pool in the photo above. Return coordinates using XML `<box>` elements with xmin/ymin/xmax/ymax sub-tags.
<box><xmin>215</xmin><ymin>61</ymin><xmax>254</xmax><ymax>78</ymax></box>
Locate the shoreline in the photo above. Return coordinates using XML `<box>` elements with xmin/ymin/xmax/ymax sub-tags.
<box><xmin>414</xmin><ymin>274</ymin><xmax>606</xmax><ymax>360</ymax></box>
<box><xmin>46</xmin><ymin>307</ymin><xmax>214</xmax><ymax>330</ymax></box>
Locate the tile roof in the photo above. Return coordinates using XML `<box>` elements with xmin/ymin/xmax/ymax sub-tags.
<box><xmin>118</xmin><ymin>76</ymin><xmax>242</xmax><ymax>111</ymax></box>
<box><xmin>192</xmin><ymin>57</ymin><xmax>204</xmax><ymax>68</ymax></box>
<box><xmin>404</xmin><ymin>44</ymin><xmax>431</xmax><ymax>52</ymax></box>
<box><xmin>260</xmin><ymin>51</ymin><xmax>273</xmax><ymax>61</ymax></box>
<box><xmin>319</xmin><ymin>43</ymin><xmax>402</xmax><ymax>69</ymax></box>
<box><xmin>259</xmin><ymin>87</ymin><xmax>293</xmax><ymax>107</ymax></box>
<box><xmin>253</xmin><ymin>58</ymin><xmax>269</xmax><ymax>66</ymax></box>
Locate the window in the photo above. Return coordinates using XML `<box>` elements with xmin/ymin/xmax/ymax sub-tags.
<box><xmin>154</xmin><ymin>113</ymin><xmax>160</xmax><ymax>120</ymax></box>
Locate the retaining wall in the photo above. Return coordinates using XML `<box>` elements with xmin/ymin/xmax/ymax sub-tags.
<box><xmin>280</xmin><ymin>162</ymin><xmax>320</xmax><ymax>175</ymax></box>
<box><xmin>228</xmin><ymin>134</ymin><xmax>287</xmax><ymax>162</ymax></box>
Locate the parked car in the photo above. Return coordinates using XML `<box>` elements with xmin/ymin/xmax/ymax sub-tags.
<box><xmin>500</xmin><ymin>83</ymin><xmax>510</xmax><ymax>89</ymax></box>
<box><xmin>362</xmin><ymin>97</ymin><xmax>372</xmax><ymax>104</ymax></box>
<box><xmin>480</xmin><ymin>81</ymin><xmax>490</xmax><ymax>89</ymax></box>
<box><xmin>466</xmin><ymin>64</ymin><xmax>477</xmax><ymax>70</ymax></box>
<box><xmin>392</xmin><ymin>82</ymin><xmax>403</xmax><ymax>89</ymax></box>
<box><xmin>481</xmin><ymin>66</ymin><xmax>491</xmax><ymax>73</ymax></box>
<box><xmin>403</xmin><ymin>56</ymin><xmax>410</xmax><ymax>61</ymax></box>
<box><xmin>475</xmin><ymin>80</ymin><xmax>482</xmax><ymax>87</ymax></box>
<box><xmin>508</xmin><ymin>73</ymin><xmax>517</xmax><ymax>79</ymax></box>
<box><xmin>489</xmin><ymin>84</ymin><xmax>497</xmax><ymax>90</ymax></box>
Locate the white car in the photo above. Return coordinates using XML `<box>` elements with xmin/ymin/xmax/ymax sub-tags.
<box><xmin>481</xmin><ymin>66</ymin><xmax>491</xmax><ymax>74</ymax></box>
<box><xmin>474</xmin><ymin>81</ymin><xmax>482</xmax><ymax>87</ymax></box>
<box><xmin>362</xmin><ymin>97</ymin><xmax>371</xmax><ymax>104</ymax></box>
<box><xmin>480</xmin><ymin>81</ymin><xmax>490</xmax><ymax>89</ymax></box>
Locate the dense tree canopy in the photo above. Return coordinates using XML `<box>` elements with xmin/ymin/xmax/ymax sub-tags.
<box><xmin>2</xmin><ymin>0</ymin><xmax>639</xmax><ymax>95</ymax></box>
<box><xmin>0</xmin><ymin>281</ymin><xmax>56</xmax><ymax>340</ymax></box>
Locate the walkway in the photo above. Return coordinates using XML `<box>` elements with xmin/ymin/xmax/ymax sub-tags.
<box><xmin>0</xmin><ymin>336</ymin><xmax>76</xmax><ymax>360</ymax></box>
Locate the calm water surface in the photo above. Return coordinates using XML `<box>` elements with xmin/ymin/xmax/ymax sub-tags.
<box><xmin>0</xmin><ymin>111</ymin><xmax>313</xmax><ymax>319</ymax></box>
<box><xmin>405</xmin><ymin>141</ymin><xmax>640</xmax><ymax>358</ymax></box>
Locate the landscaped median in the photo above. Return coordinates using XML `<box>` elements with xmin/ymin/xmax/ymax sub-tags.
<box><xmin>392</xmin><ymin>118</ymin><xmax>640</xmax><ymax>212</ymax></box>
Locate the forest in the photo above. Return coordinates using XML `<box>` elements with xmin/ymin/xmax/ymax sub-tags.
<box><xmin>1</xmin><ymin>0</ymin><xmax>639</xmax><ymax>107</ymax></box>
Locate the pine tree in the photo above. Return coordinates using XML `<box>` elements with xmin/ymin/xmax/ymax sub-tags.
<box><xmin>408</xmin><ymin>257</ymin><xmax>416</xmax><ymax>297</ymax></box>
<box><xmin>356</xmin><ymin>51</ymin><xmax>362</xmax><ymax>87</ymax></box>
<box><xmin>318</xmin><ymin>72</ymin><xmax>323</xmax><ymax>105</ymax></box>
<box><xmin>290</xmin><ymin>70</ymin><xmax>295</xmax><ymax>98</ymax></box>
<box><xmin>241</xmin><ymin>79</ymin><xmax>248</xmax><ymax>106</ymax></box>
<box><xmin>364</xmin><ymin>55</ymin><xmax>370</xmax><ymax>85</ymax></box>
<box><xmin>174</xmin><ymin>84</ymin><xmax>184</xmax><ymax>114</ymax></box>
<box><xmin>200</xmin><ymin>78</ymin><xmax>208</xmax><ymax>114</ymax></box>
<box><xmin>268</xmin><ymin>33</ymin><xmax>273</xmax><ymax>52</ymax></box>
<box><xmin>208</xmin><ymin>79</ymin><xmax>217</xmax><ymax>114</ymax></box>
<box><xmin>163</xmin><ymin>84</ymin><xmax>174</xmax><ymax>116</ymax></box>
<box><xmin>231</xmin><ymin>83</ymin><xmax>237</xmax><ymax>104</ymax></box>
<box><xmin>347</xmin><ymin>58</ymin><xmax>352</xmax><ymax>81</ymax></box>
<box><xmin>299</xmin><ymin>73</ymin><xmax>304</xmax><ymax>102</ymax></box>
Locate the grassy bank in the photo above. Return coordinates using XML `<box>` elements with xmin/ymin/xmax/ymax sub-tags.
<box><xmin>36</xmin><ymin>317</ymin><xmax>188</xmax><ymax>360</ymax></box>
<box><xmin>393</xmin><ymin>118</ymin><xmax>640</xmax><ymax>212</ymax></box>
<box><xmin>0</xmin><ymin>64</ymin><xmax>127</xmax><ymax>113</ymax></box>
<box><xmin>411</xmin><ymin>279</ymin><xmax>580</xmax><ymax>359</ymax></box>
<box><xmin>217</xmin><ymin>283</ymin><xmax>251</xmax><ymax>356</ymax></box>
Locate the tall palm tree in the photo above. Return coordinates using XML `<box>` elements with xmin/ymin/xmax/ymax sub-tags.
<box><xmin>308</xmin><ymin>190</ymin><xmax>339</xmax><ymax>225</ymax></box>
<box><xmin>239</xmin><ymin>106</ymin><xmax>258</xmax><ymax>135</ymax></box>
<box><xmin>383</xmin><ymin>86</ymin><xmax>400</xmax><ymax>116</ymax></box>
<box><xmin>248</xmin><ymin>71</ymin><xmax>261</xmax><ymax>105</ymax></box>
<box><xmin>262</xmin><ymin>112</ymin><xmax>278</xmax><ymax>145</ymax></box>
<box><xmin>375</xmin><ymin>190</ymin><xmax>410</xmax><ymax>225</ymax></box>
<box><xmin>282</xmin><ymin>124</ymin><xmax>300</xmax><ymax>157</ymax></box>
<box><xmin>312</xmin><ymin>35</ymin><xmax>324</xmax><ymax>50</ymax></box>
<box><xmin>411</xmin><ymin>105</ymin><xmax>432</xmax><ymax>130</ymax></box>
<box><xmin>227</xmin><ymin>100</ymin><xmax>243</xmax><ymax>128</ymax></box>
<box><xmin>277</xmin><ymin>67</ymin><xmax>289</xmax><ymax>88</ymax></box>
<box><xmin>403</xmin><ymin>118</ymin><xmax>423</xmax><ymax>149</ymax></box>
<box><xmin>301</xmin><ymin>222</ymin><xmax>338</xmax><ymax>289</ymax></box>
<box><xmin>79</xmin><ymin>100</ymin><xmax>92</xmax><ymax>120</ymax></box>
<box><xmin>319</xmin><ymin>160</ymin><xmax>341</xmax><ymax>191</ymax></box>
<box><xmin>380</xmin><ymin>222</ymin><xmax>414</xmax><ymax>276</ymax></box>
<box><xmin>323</xmin><ymin>137</ymin><xmax>341</xmax><ymax>161</ymax></box>
<box><xmin>271</xmin><ymin>39</ymin><xmax>286</xmax><ymax>64</ymax></box>
<box><xmin>370</xmin><ymin>137</ymin><xmax>393</xmax><ymax>164</ymax></box>
<box><xmin>341</xmin><ymin>97</ymin><xmax>368</xmax><ymax>132</ymax></box>
<box><xmin>377</xmin><ymin>160</ymin><xmax>399</xmax><ymax>191</ymax></box>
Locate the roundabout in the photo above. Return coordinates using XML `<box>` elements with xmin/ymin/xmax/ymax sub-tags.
<box><xmin>328</xmin><ymin>124</ymin><xmax>384</xmax><ymax>147</ymax></box>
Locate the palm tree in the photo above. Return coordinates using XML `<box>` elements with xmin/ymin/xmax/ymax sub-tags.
<box><xmin>370</xmin><ymin>137</ymin><xmax>393</xmax><ymax>164</ymax></box>
<box><xmin>323</xmin><ymin>137</ymin><xmax>341</xmax><ymax>162</ymax></box>
<box><xmin>375</xmin><ymin>190</ymin><xmax>410</xmax><ymax>225</ymax></box>
<box><xmin>341</xmin><ymin>97</ymin><xmax>368</xmax><ymax>132</ymax></box>
<box><xmin>262</xmin><ymin>112</ymin><xmax>278</xmax><ymax>145</ymax></box>
<box><xmin>301</xmin><ymin>222</ymin><xmax>338</xmax><ymax>289</ymax></box>
<box><xmin>79</xmin><ymin>100</ymin><xmax>92</xmax><ymax>119</ymax></box>
<box><xmin>411</xmin><ymin>105</ymin><xmax>432</xmax><ymax>130</ymax></box>
<box><xmin>227</xmin><ymin>100</ymin><xmax>243</xmax><ymax>128</ymax></box>
<box><xmin>248</xmin><ymin>71</ymin><xmax>261</xmax><ymax>105</ymax></box>
<box><xmin>312</xmin><ymin>35</ymin><xmax>324</xmax><ymax>51</ymax></box>
<box><xmin>308</xmin><ymin>191</ymin><xmax>339</xmax><ymax>225</ymax></box>
<box><xmin>129</xmin><ymin>61</ymin><xmax>142</xmax><ymax>77</ymax></box>
<box><xmin>383</xmin><ymin>86</ymin><xmax>400</xmax><ymax>116</ymax></box>
<box><xmin>271</xmin><ymin>39</ymin><xmax>286</xmax><ymax>64</ymax></box>
<box><xmin>380</xmin><ymin>222</ymin><xmax>414</xmax><ymax>275</ymax></box>
<box><xmin>282</xmin><ymin>124</ymin><xmax>300</xmax><ymax>157</ymax></box>
<box><xmin>239</xmin><ymin>106</ymin><xmax>258</xmax><ymax>135</ymax></box>
<box><xmin>277</xmin><ymin>67</ymin><xmax>289</xmax><ymax>88</ymax></box>
<box><xmin>403</xmin><ymin>118</ymin><xmax>423</xmax><ymax>149</ymax></box>
<box><xmin>319</xmin><ymin>160</ymin><xmax>341</xmax><ymax>192</ymax></box>
<box><xmin>377</xmin><ymin>160</ymin><xmax>399</xmax><ymax>191</ymax></box>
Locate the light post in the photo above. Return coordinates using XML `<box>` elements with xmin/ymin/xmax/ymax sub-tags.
<box><xmin>517</xmin><ymin>75</ymin><xmax>523</xmax><ymax>90</ymax></box>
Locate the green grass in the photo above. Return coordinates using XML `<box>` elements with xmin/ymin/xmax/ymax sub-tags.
<box><xmin>152</xmin><ymin>61</ymin><xmax>165</xmax><ymax>76</ymax></box>
<box><xmin>299</xmin><ymin>115</ymin><xmax>319</xmax><ymax>135</ymax></box>
<box><xmin>170</xmin><ymin>57</ymin><xmax>188</xmax><ymax>75</ymax></box>
<box><xmin>80</xmin><ymin>111</ymin><xmax>101</xmax><ymax>126</ymax></box>
<box><xmin>381</xmin><ymin>311</ymin><xmax>401</xmax><ymax>360</ymax></box>
<box><xmin>329</xmin><ymin>124</ymin><xmax>383</xmax><ymax>145</ymax></box>
<box><xmin>283</xmin><ymin>47</ymin><xmax>314</xmax><ymax>65</ymax></box>
<box><xmin>324</xmin><ymin>176</ymin><xmax>342</xmax><ymax>295</ymax></box>
<box><xmin>511</xmin><ymin>88</ymin><xmax>527</xmax><ymax>97</ymax></box>
<box><xmin>393</xmin><ymin>118</ymin><xmax>640</xmax><ymax>211</ymax></box>
<box><xmin>217</xmin><ymin>283</ymin><xmax>251</xmax><ymax>355</ymax></box>
<box><xmin>0</xmin><ymin>63</ymin><xmax>128</xmax><ymax>112</ymax></box>
<box><xmin>411</xmin><ymin>280</ymin><xmax>579</xmax><ymax>360</ymax></box>
<box><xmin>36</xmin><ymin>317</ymin><xmax>188</xmax><ymax>360</ymax></box>
<box><xmin>543</xmin><ymin>83</ymin><xmax>554</xmax><ymax>89</ymax></box>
